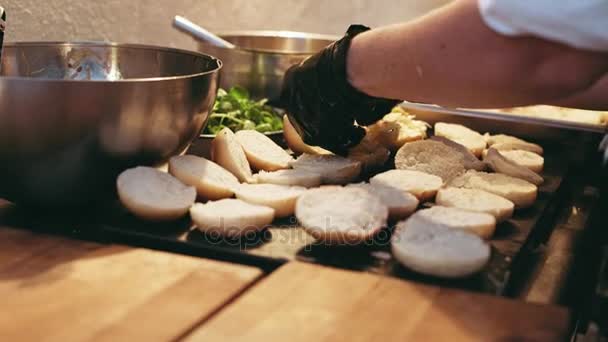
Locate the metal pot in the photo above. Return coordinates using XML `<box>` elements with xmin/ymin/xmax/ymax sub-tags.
<box><xmin>0</xmin><ymin>42</ymin><xmax>221</xmax><ymax>207</ymax></box>
<box><xmin>198</xmin><ymin>30</ymin><xmax>337</xmax><ymax>100</ymax></box>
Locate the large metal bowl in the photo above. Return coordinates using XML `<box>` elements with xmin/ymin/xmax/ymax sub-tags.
<box><xmin>198</xmin><ymin>30</ymin><xmax>336</xmax><ymax>100</ymax></box>
<box><xmin>0</xmin><ymin>42</ymin><xmax>221</xmax><ymax>207</ymax></box>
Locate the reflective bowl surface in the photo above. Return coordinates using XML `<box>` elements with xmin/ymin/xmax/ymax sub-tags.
<box><xmin>0</xmin><ymin>42</ymin><xmax>221</xmax><ymax>206</ymax></box>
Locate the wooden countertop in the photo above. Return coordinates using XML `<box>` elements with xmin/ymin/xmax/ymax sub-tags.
<box><xmin>0</xmin><ymin>225</ymin><xmax>572</xmax><ymax>341</ymax></box>
<box><xmin>186</xmin><ymin>262</ymin><xmax>571</xmax><ymax>342</ymax></box>
<box><xmin>0</xmin><ymin>227</ymin><xmax>263</xmax><ymax>341</ymax></box>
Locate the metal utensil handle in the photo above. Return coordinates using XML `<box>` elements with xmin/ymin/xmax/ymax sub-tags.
<box><xmin>0</xmin><ymin>6</ymin><xmax>5</xmax><ymax>64</ymax></box>
<box><xmin>173</xmin><ymin>15</ymin><xmax>235</xmax><ymax>49</ymax></box>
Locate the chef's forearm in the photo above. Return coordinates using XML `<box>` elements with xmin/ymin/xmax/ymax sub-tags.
<box><xmin>346</xmin><ymin>0</ymin><xmax>608</xmax><ymax>109</ymax></box>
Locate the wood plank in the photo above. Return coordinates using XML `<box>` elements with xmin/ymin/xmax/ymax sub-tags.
<box><xmin>0</xmin><ymin>227</ymin><xmax>263</xmax><ymax>341</ymax></box>
<box><xmin>186</xmin><ymin>262</ymin><xmax>571</xmax><ymax>342</ymax></box>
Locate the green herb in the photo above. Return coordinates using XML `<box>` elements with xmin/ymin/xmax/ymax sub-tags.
<box><xmin>203</xmin><ymin>86</ymin><xmax>283</xmax><ymax>135</ymax></box>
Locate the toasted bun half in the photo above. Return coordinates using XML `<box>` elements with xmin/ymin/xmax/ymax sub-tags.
<box><xmin>211</xmin><ymin>127</ymin><xmax>254</xmax><ymax>183</ymax></box>
<box><xmin>234</xmin><ymin>183</ymin><xmax>306</xmax><ymax>217</ymax></box>
<box><xmin>255</xmin><ymin>169</ymin><xmax>322</xmax><ymax>188</ymax></box>
<box><xmin>430</xmin><ymin>136</ymin><xmax>486</xmax><ymax>171</ymax></box>
<box><xmin>395</xmin><ymin>140</ymin><xmax>466</xmax><ymax>182</ymax></box>
<box><xmin>169</xmin><ymin>155</ymin><xmax>239</xmax><ymax>200</ymax></box>
<box><xmin>391</xmin><ymin>216</ymin><xmax>491</xmax><ymax>278</ymax></box>
<box><xmin>436</xmin><ymin>187</ymin><xmax>514</xmax><ymax>223</ymax></box>
<box><xmin>449</xmin><ymin>170</ymin><xmax>537</xmax><ymax>208</ymax></box>
<box><xmin>370</xmin><ymin>169</ymin><xmax>443</xmax><ymax>202</ymax></box>
<box><xmin>290</xmin><ymin>154</ymin><xmax>362</xmax><ymax>185</ymax></box>
<box><xmin>412</xmin><ymin>206</ymin><xmax>497</xmax><ymax>239</ymax></box>
<box><xmin>484</xmin><ymin>148</ymin><xmax>543</xmax><ymax>186</ymax></box>
<box><xmin>235</xmin><ymin>130</ymin><xmax>294</xmax><ymax>171</ymax></box>
<box><xmin>499</xmin><ymin>149</ymin><xmax>544</xmax><ymax>173</ymax></box>
<box><xmin>347</xmin><ymin>183</ymin><xmax>419</xmax><ymax>221</ymax></box>
<box><xmin>434</xmin><ymin>122</ymin><xmax>486</xmax><ymax>157</ymax></box>
<box><xmin>117</xmin><ymin>166</ymin><xmax>196</xmax><ymax>221</ymax></box>
<box><xmin>295</xmin><ymin>187</ymin><xmax>389</xmax><ymax>244</ymax></box>
<box><xmin>190</xmin><ymin>199</ymin><xmax>274</xmax><ymax>237</ymax></box>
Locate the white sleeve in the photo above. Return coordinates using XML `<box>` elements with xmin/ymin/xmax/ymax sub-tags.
<box><xmin>478</xmin><ymin>0</ymin><xmax>608</xmax><ymax>52</ymax></box>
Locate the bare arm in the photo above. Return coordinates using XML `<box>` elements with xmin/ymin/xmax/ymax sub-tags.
<box><xmin>347</xmin><ymin>0</ymin><xmax>608</xmax><ymax>109</ymax></box>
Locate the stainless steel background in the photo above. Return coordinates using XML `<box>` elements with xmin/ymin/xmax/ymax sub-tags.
<box><xmin>198</xmin><ymin>31</ymin><xmax>336</xmax><ymax>100</ymax></box>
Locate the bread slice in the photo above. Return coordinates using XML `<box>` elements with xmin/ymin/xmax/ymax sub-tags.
<box><xmin>289</xmin><ymin>154</ymin><xmax>362</xmax><ymax>185</ymax></box>
<box><xmin>499</xmin><ymin>150</ymin><xmax>544</xmax><ymax>173</ymax></box>
<box><xmin>282</xmin><ymin>115</ymin><xmax>331</xmax><ymax>155</ymax></box>
<box><xmin>436</xmin><ymin>187</ymin><xmax>514</xmax><ymax>223</ymax></box>
<box><xmin>234</xmin><ymin>184</ymin><xmax>306</xmax><ymax>218</ymax></box>
<box><xmin>295</xmin><ymin>187</ymin><xmax>389</xmax><ymax>244</ymax></box>
<box><xmin>430</xmin><ymin>136</ymin><xmax>486</xmax><ymax>171</ymax></box>
<box><xmin>391</xmin><ymin>217</ymin><xmax>491</xmax><ymax>278</ymax></box>
<box><xmin>484</xmin><ymin>148</ymin><xmax>544</xmax><ymax>185</ymax></box>
<box><xmin>394</xmin><ymin>140</ymin><xmax>466</xmax><ymax>182</ymax></box>
<box><xmin>348</xmin><ymin>136</ymin><xmax>391</xmax><ymax>173</ymax></box>
<box><xmin>365</xmin><ymin>108</ymin><xmax>428</xmax><ymax>150</ymax></box>
<box><xmin>117</xmin><ymin>166</ymin><xmax>196</xmax><ymax>221</ymax></box>
<box><xmin>370</xmin><ymin>169</ymin><xmax>443</xmax><ymax>201</ymax></box>
<box><xmin>211</xmin><ymin>127</ymin><xmax>254</xmax><ymax>183</ymax></box>
<box><xmin>234</xmin><ymin>130</ymin><xmax>294</xmax><ymax>171</ymax></box>
<box><xmin>168</xmin><ymin>155</ymin><xmax>239</xmax><ymax>200</ymax></box>
<box><xmin>412</xmin><ymin>206</ymin><xmax>497</xmax><ymax>239</ymax></box>
<box><xmin>449</xmin><ymin>170</ymin><xmax>537</xmax><ymax>208</ymax></box>
<box><xmin>190</xmin><ymin>199</ymin><xmax>274</xmax><ymax>237</ymax></box>
<box><xmin>347</xmin><ymin>183</ymin><xmax>419</xmax><ymax>221</ymax></box>
<box><xmin>484</xmin><ymin>133</ymin><xmax>543</xmax><ymax>155</ymax></box>
<box><xmin>434</xmin><ymin>122</ymin><xmax>486</xmax><ymax>157</ymax></box>
<box><xmin>254</xmin><ymin>169</ymin><xmax>322</xmax><ymax>188</ymax></box>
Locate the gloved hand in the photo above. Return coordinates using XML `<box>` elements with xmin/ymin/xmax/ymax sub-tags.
<box><xmin>280</xmin><ymin>25</ymin><xmax>401</xmax><ymax>156</ymax></box>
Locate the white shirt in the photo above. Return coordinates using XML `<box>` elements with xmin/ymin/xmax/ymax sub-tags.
<box><xmin>478</xmin><ymin>0</ymin><xmax>608</xmax><ymax>52</ymax></box>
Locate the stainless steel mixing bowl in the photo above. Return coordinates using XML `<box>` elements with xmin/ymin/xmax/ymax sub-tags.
<box><xmin>0</xmin><ymin>42</ymin><xmax>221</xmax><ymax>206</ymax></box>
<box><xmin>198</xmin><ymin>31</ymin><xmax>336</xmax><ymax>100</ymax></box>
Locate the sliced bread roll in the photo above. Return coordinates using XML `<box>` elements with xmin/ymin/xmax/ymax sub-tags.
<box><xmin>484</xmin><ymin>133</ymin><xmax>544</xmax><ymax>155</ymax></box>
<box><xmin>254</xmin><ymin>169</ymin><xmax>322</xmax><ymax>188</ymax></box>
<box><xmin>295</xmin><ymin>187</ymin><xmax>389</xmax><ymax>244</ymax></box>
<box><xmin>370</xmin><ymin>169</ymin><xmax>443</xmax><ymax>201</ymax></box>
<box><xmin>434</xmin><ymin>122</ymin><xmax>486</xmax><ymax>157</ymax></box>
<box><xmin>348</xmin><ymin>137</ymin><xmax>391</xmax><ymax>173</ymax></box>
<box><xmin>436</xmin><ymin>187</ymin><xmax>514</xmax><ymax>222</ymax></box>
<box><xmin>168</xmin><ymin>155</ymin><xmax>239</xmax><ymax>200</ymax></box>
<box><xmin>282</xmin><ymin>115</ymin><xmax>331</xmax><ymax>155</ymax></box>
<box><xmin>234</xmin><ymin>130</ymin><xmax>294</xmax><ymax>171</ymax></box>
<box><xmin>347</xmin><ymin>183</ymin><xmax>419</xmax><ymax>220</ymax></box>
<box><xmin>117</xmin><ymin>166</ymin><xmax>196</xmax><ymax>221</ymax></box>
<box><xmin>412</xmin><ymin>206</ymin><xmax>496</xmax><ymax>239</ymax></box>
<box><xmin>234</xmin><ymin>183</ymin><xmax>306</xmax><ymax>217</ymax></box>
<box><xmin>430</xmin><ymin>136</ymin><xmax>486</xmax><ymax>171</ymax></box>
<box><xmin>211</xmin><ymin>127</ymin><xmax>254</xmax><ymax>183</ymax></box>
<box><xmin>394</xmin><ymin>140</ymin><xmax>466</xmax><ymax>182</ymax></box>
<box><xmin>190</xmin><ymin>199</ymin><xmax>274</xmax><ymax>237</ymax></box>
<box><xmin>449</xmin><ymin>170</ymin><xmax>537</xmax><ymax>208</ymax></box>
<box><xmin>484</xmin><ymin>148</ymin><xmax>544</xmax><ymax>186</ymax></box>
<box><xmin>499</xmin><ymin>149</ymin><xmax>544</xmax><ymax>173</ymax></box>
<box><xmin>391</xmin><ymin>216</ymin><xmax>491</xmax><ymax>278</ymax></box>
<box><xmin>365</xmin><ymin>109</ymin><xmax>428</xmax><ymax>150</ymax></box>
<box><xmin>289</xmin><ymin>154</ymin><xmax>361</xmax><ymax>185</ymax></box>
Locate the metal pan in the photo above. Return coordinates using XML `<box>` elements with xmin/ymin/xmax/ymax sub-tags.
<box><xmin>400</xmin><ymin>102</ymin><xmax>606</xmax><ymax>142</ymax></box>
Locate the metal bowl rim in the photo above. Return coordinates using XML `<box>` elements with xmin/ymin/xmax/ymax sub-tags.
<box><xmin>0</xmin><ymin>41</ymin><xmax>223</xmax><ymax>83</ymax></box>
<box><xmin>204</xmin><ymin>30</ymin><xmax>339</xmax><ymax>55</ymax></box>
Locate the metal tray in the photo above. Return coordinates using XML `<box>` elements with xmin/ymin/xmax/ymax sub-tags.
<box><xmin>80</xmin><ymin>142</ymin><xmax>575</xmax><ymax>296</ymax></box>
<box><xmin>400</xmin><ymin>102</ymin><xmax>606</xmax><ymax>142</ymax></box>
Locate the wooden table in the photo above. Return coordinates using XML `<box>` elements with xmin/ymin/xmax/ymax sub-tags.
<box><xmin>0</xmin><ymin>225</ymin><xmax>572</xmax><ymax>341</ymax></box>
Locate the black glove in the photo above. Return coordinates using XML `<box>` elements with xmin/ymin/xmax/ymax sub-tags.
<box><xmin>280</xmin><ymin>25</ymin><xmax>401</xmax><ymax>156</ymax></box>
